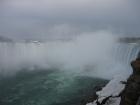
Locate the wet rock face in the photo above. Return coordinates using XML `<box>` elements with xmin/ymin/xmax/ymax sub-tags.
<box><xmin>120</xmin><ymin>58</ymin><xmax>140</xmax><ymax>105</ymax></box>
<box><xmin>131</xmin><ymin>58</ymin><xmax>140</xmax><ymax>74</ymax></box>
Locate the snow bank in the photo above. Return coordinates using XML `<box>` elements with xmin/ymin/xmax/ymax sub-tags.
<box><xmin>87</xmin><ymin>97</ymin><xmax>121</xmax><ymax>105</ymax></box>
<box><xmin>86</xmin><ymin>74</ymin><xmax>129</xmax><ymax>105</ymax></box>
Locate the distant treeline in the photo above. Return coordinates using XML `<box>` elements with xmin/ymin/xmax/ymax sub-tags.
<box><xmin>118</xmin><ymin>37</ymin><xmax>140</xmax><ymax>43</ymax></box>
<box><xmin>0</xmin><ymin>36</ymin><xmax>12</xmax><ymax>42</ymax></box>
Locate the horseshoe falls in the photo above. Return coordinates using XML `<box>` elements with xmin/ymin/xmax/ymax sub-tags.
<box><xmin>0</xmin><ymin>33</ymin><xmax>140</xmax><ymax>105</ymax></box>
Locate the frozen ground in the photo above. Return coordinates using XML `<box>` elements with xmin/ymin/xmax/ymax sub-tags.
<box><xmin>86</xmin><ymin>74</ymin><xmax>129</xmax><ymax>105</ymax></box>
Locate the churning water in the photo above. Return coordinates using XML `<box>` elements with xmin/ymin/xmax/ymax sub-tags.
<box><xmin>0</xmin><ymin>69</ymin><xmax>108</xmax><ymax>105</ymax></box>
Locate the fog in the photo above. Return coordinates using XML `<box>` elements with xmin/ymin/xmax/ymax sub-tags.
<box><xmin>0</xmin><ymin>31</ymin><xmax>120</xmax><ymax>78</ymax></box>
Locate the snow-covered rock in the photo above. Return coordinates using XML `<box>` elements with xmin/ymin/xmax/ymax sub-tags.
<box><xmin>86</xmin><ymin>74</ymin><xmax>129</xmax><ymax>105</ymax></box>
<box><xmin>87</xmin><ymin>97</ymin><xmax>121</xmax><ymax>105</ymax></box>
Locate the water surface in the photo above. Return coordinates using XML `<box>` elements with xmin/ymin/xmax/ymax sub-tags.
<box><xmin>0</xmin><ymin>69</ymin><xmax>108</xmax><ymax>105</ymax></box>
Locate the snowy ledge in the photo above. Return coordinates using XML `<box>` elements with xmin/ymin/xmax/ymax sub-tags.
<box><xmin>86</xmin><ymin>74</ymin><xmax>129</xmax><ymax>105</ymax></box>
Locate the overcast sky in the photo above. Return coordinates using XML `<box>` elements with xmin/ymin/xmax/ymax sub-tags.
<box><xmin>0</xmin><ymin>0</ymin><xmax>140</xmax><ymax>40</ymax></box>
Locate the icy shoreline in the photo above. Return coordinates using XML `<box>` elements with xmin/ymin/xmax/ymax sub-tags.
<box><xmin>86</xmin><ymin>74</ymin><xmax>129</xmax><ymax>105</ymax></box>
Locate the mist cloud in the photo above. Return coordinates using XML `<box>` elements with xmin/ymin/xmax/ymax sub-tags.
<box><xmin>0</xmin><ymin>31</ymin><xmax>119</xmax><ymax>79</ymax></box>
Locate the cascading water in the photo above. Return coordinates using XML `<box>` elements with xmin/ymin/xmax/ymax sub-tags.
<box><xmin>112</xmin><ymin>43</ymin><xmax>140</xmax><ymax>65</ymax></box>
<box><xmin>109</xmin><ymin>43</ymin><xmax>140</xmax><ymax>77</ymax></box>
<box><xmin>0</xmin><ymin>34</ymin><xmax>140</xmax><ymax>105</ymax></box>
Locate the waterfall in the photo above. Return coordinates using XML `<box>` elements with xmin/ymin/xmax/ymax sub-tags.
<box><xmin>0</xmin><ymin>42</ymin><xmax>49</xmax><ymax>71</ymax></box>
<box><xmin>112</xmin><ymin>43</ymin><xmax>140</xmax><ymax>65</ymax></box>
<box><xmin>107</xmin><ymin>43</ymin><xmax>140</xmax><ymax>79</ymax></box>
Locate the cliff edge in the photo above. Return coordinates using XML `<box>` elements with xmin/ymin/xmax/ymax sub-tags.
<box><xmin>120</xmin><ymin>58</ymin><xmax>140</xmax><ymax>105</ymax></box>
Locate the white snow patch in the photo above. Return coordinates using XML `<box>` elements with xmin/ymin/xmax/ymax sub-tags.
<box><xmin>86</xmin><ymin>74</ymin><xmax>129</xmax><ymax>105</ymax></box>
<box><xmin>104</xmin><ymin>97</ymin><xmax>121</xmax><ymax>105</ymax></box>
<box><xmin>86</xmin><ymin>97</ymin><xmax>121</xmax><ymax>105</ymax></box>
<box><xmin>97</xmin><ymin>75</ymin><xmax>127</xmax><ymax>97</ymax></box>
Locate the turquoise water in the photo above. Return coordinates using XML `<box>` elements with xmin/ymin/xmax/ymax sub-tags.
<box><xmin>0</xmin><ymin>69</ymin><xmax>108</xmax><ymax>105</ymax></box>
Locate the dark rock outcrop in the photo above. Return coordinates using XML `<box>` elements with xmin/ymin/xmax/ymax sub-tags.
<box><xmin>120</xmin><ymin>58</ymin><xmax>140</xmax><ymax>105</ymax></box>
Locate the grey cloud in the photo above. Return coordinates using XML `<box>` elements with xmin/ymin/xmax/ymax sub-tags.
<box><xmin>0</xmin><ymin>0</ymin><xmax>140</xmax><ymax>39</ymax></box>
